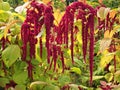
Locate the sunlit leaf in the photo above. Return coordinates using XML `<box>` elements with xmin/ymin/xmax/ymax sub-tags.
<box><xmin>108</xmin><ymin>65</ymin><xmax>114</xmax><ymax>73</ymax></box>
<box><xmin>109</xmin><ymin>9</ymin><xmax>117</xmax><ymax>19</ymax></box>
<box><xmin>114</xmin><ymin>70</ymin><xmax>120</xmax><ymax>83</ymax></box>
<box><xmin>97</xmin><ymin>7</ymin><xmax>110</xmax><ymax>20</ymax></box>
<box><xmin>70</xmin><ymin>67</ymin><xmax>81</xmax><ymax>75</ymax></box>
<box><xmin>54</xmin><ymin>9</ymin><xmax>64</xmax><ymax>25</ymax></box>
<box><xmin>93</xmin><ymin>76</ymin><xmax>104</xmax><ymax>80</ymax></box>
<box><xmin>0</xmin><ymin>10</ymin><xmax>10</xmax><ymax>21</ymax></box>
<box><xmin>74</xmin><ymin>19</ymin><xmax>82</xmax><ymax>30</ymax></box>
<box><xmin>68</xmin><ymin>84</ymin><xmax>79</xmax><ymax>90</ymax></box>
<box><xmin>104</xmin><ymin>30</ymin><xmax>112</xmax><ymax>38</ymax></box>
<box><xmin>105</xmin><ymin>73</ymin><xmax>113</xmax><ymax>82</ymax></box>
<box><xmin>95</xmin><ymin>29</ymin><xmax>99</xmax><ymax>34</ymax></box>
<box><xmin>113</xmin><ymin>25</ymin><xmax>120</xmax><ymax>33</ymax></box>
<box><xmin>30</xmin><ymin>81</ymin><xmax>48</xmax><ymax>88</ymax></box>
<box><xmin>23</xmin><ymin>0</ymin><xmax>28</xmax><ymax>2</ymax></box>
<box><xmin>4</xmin><ymin>20</ymin><xmax>18</xmax><ymax>39</ymax></box>
<box><xmin>100</xmin><ymin>50</ymin><xmax>114</xmax><ymax>68</ymax></box>
<box><xmin>0</xmin><ymin>2</ymin><xmax>10</xmax><ymax>11</ymax></box>
<box><xmin>42</xmin><ymin>0</ymin><xmax>51</xmax><ymax>4</ymax></box>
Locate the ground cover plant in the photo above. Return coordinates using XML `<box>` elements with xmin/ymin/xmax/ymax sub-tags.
<box><xmin>0</xmin><ymin>0</ymin><xmax>120</xmax><ymax>90</ymax></box>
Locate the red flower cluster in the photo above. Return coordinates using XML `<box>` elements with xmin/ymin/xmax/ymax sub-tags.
<box><xmin>21</xmin><ymin>0</ymin><xmax>95</xmax><ymax>85</ymax></box>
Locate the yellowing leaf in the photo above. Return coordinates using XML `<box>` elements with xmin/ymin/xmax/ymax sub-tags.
<box><xmin>116</xmin><ymin>55</ymin><xmax>120</xmax><ymax>62</ymax></box>
<box><xmin>97</xmin><ymin>7</ymin><xmax>110</xmax><ymax>20</ymax></box>
<box><xmin>42</xmin><ymin>0</ymin><xmax>51</xmax><ymax>4</ymax></box>
<box><xmin>77</xmin><ymin>32</ymin><xmax>82</xmax><ymax>44</ymax></box>
<box><xmin>18</xmin><ymin>34</ymin><xmax>21</xmax><ymax>40</ymax></box>
<box><xmin>54</xmin><ymin>9</ymin><xmax>64</xmax><ymax>25</ymax></box>
<box><xmin>105</xmin><ymin>73</ymin><xmax>113</xmax><ymax>82</ymax></box>
<box><xmin>4</xmin><ymin>20</ymin><xmax>19</xmax><ymax>39</ymax></box>
<box><xmin>95</xmin><ymin>29</ymin><xmax>99</xmax><ymax>34</ymax></box>
<box><xmin>100</xmin><ymin>38</ymin><xmax>112</xmax><ymax>52</ymax></box>
<box><xmin>93</xmin><ymin>76</ymin><xmax>104</xmax><ymax>80</ymax></box>
<box><xmin>74</xmin><ymin>20</ymin><xmax>82</xmax><ymax>44</ymax></box>
<box><xmin>115</xmin><ymin>70</ymin><xmax>120</xmax><ymax>75</ymax></box>
<box><xmin>104</xmin><ymin>30</ymin><xmax>109</xmax><ymax>38</ymax></box>
<box><xmin>74</xmin><ymin>19</ymin><xmax>82</xmax><ymax>30</ymax></box>
<box><xmin>104</xmin><ymin>29</ymin><xmax>117</xmax><ymax>39</ymax></box>
<box><xmin>113</xmin><ymin>25</ymin><xmax>120</xmax><ymax>33</ymax></box>
<box><xmin>70</xmin><ymin>67</ymin><xmax>81</xmax><ymax>75</ymax></box>
<box><xmin>109</xmin><ymin>10</ymin><xmax>117</xmax><ymax>19</ymax></box>
<box><xmin>0</xmin><ymin>10</ymin><xmax>4</xmax><ymax>13</ymax></box>
<box><xmin>104</xmin><ymin>25</ymin><xmax>120</xmax><ymax>39</ymax></box>
<box><xmin>12</xmin><ymin>13</ymin><xmax>25</xmax><ymax>21</ymax></box>
<box><xmin>23</xmin><ymin>0</ymin><xmax>28</xmax><ymax>2</ymax></box>
<box><xmin>100</xmin><ymin>50</ymin><xmax>114</xmax><ymax>68</ymax></box>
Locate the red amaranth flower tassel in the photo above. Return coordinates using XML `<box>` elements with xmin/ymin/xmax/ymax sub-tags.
<box><xmin>113</xmin><ymin>40</ymin><xmax>116</xmax><ymax>72</ymax></box>
<box><xmin>40</xmin><ymin>37</ymin><xmax>42</xmax><ymax>58</ymax></box>
<box><xmin>27</xmin><ymin>60</ymin><xmax>33</xmax><ymax>80</ymax></box>
<box><xmin>21</xmin><ymin>22</ymin><xmax>30</xmax><ymax>60</ymax></box>
<box><xmin>44</xmin><ymin>6</ymin><xmax>54</xmax><ymax>64</ymax></box>
<box><xmin>61</xmin><ymin>51</ymin><xmax>65</xmax><ymax>73</ymax></box>
<box><xmin>88</xmin><ymin>14</ymin><xmax>94</xmax><ymax>86</ymax></box>
<box><xmin>53</xmin><ymin>45</ymin><xmax>57</xmax><ymax>71</ymax></box>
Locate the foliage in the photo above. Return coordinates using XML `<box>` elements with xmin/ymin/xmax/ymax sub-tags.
<box><xmin>88</xmin><ymin>0</ymin><xmax>120</xmax><ymax>8</ymax></box>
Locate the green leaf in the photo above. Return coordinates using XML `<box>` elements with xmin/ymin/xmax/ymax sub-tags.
<box><xmin>70</xmin><ymin>67</ymin><xmax>81</xmax><ymax>75</ymax></box>
<box><xmin>108</xmin><ymin>65</ymin><xmax>114</xmax><ymax>73</ymax></box>
<box><xmin>93</xmin><ymin>76</ymin><xmax>104</xmax><ymax>80</ymax></box>
<box><xmin>44</xmin><ymin>85</ymin><xmax>60</xmax><ymax>90</ymax></box>
<box><xmin>0</xmin><ymin>78</ymin><xmax>9</xmax><ymax>87</ymax></box>
<box><xmin>30</xmin><ymin>81</ymin><xmax>48</xmax><ymax>90</ymax></box>
<box><xmin>2</xmin><ymin>45</ymin><xmax>21</xmax><ymax>67</ymax></box>
<box><xmin>100</xmin><ymin>50</ymin><xmax>114</xmax><ymax>69</ymax></box>
<box><xmin>74</xmin><ymin>58</ymin><xmax>84</xmax><ymax>68</ymax></box>
<box><xmin>105</xmin><ymin>73</ymin><xmax>113</xmax><ymax>82</ymax></box>
<box><xmin>58</xmin><ymin>75</ymin><xmax>71</xmax><ymax>86</ymax></box>
<box><xmin>15</xmin><ymin>85</ymin><xmax>26</xmax><ymax>90</ymax></box>
<box><xmin>13</xmin><ymin>71</ymin><xmax>28</xmax><ymax>84</ymax></box>
<box><xmin>114</xmin><ymin>70</ymin><xmax>120</xmax><ymax>83</ymax></box>
<box><xmin>74</xmin><ymin>19</ymin><xmax>82</xmax><ymax>30</ymax></box>
<box><xmin>0</xmin><ymin>2</ymin><xmax>10</xmax><ymax>11</ymax></box>
<box><xmin>14</xmin><ymin>61</ymin><xmax>27</xmax><ymax>73</ymax></box>
<box><xmin>12</xmin><ymin>13</ymin><xmax>25</xmax><ymax>22</ymax></box>
<box><xmin>0</xmin><ymin>11</ymin><xmax>10</xmax><ymax>21</ymax></box>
